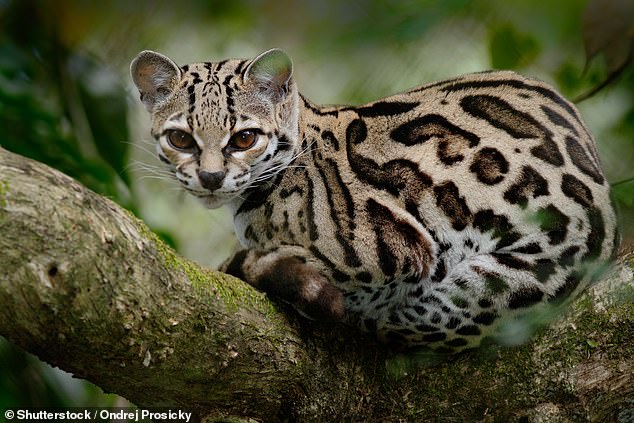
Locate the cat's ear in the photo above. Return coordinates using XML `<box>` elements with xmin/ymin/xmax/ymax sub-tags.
<box><xmin>130</xmin><ymin>50</ymin><xmax>182</xmax><ymax>111</ymax></box>
<box><xmin>244</xmin><ymin>48</ymin><xmax>293</xmax><ymax>101</ymax></box>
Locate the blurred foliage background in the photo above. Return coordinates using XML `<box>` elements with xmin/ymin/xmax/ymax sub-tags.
<box><xmin>1</xmin><ymin>0</ymin><xmax>632</xmax><ymax>410</ymax></box>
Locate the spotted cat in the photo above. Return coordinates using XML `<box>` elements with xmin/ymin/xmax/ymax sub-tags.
<box><xmin>131</xmin><ymin>49</ymin><xmax>619</xmax><ymax>352</ymax></box>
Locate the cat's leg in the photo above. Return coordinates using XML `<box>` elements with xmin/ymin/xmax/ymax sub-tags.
<box><xmin>221</xmin><ymin>247</ymin><xmax>345</xmax><ymax>321</ymax></box>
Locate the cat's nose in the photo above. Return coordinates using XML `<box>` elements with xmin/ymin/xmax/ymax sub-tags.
<box><xmin>198</xmin><ymin>170</ymin><xmax>226</xmax><ymax>191</ymax></box>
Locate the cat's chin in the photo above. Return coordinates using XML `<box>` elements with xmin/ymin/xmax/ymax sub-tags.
<box><xmin>196</xmin><ymin>195</ymin><xmax>228</xmax><ymax>209</ymax></box>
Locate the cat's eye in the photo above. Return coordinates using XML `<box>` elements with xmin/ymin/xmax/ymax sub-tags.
<box><xmin>229</xmin><ymin>129</ymin><xmax>258</xmax><ymax>150</ymax></box>
<box><xmin>166</xmin><ymin>130</ymin><xmax>197</xmax><ymax>151</ymax></box>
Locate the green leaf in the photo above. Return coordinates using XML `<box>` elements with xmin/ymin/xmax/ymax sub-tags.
<box><xmin>489</xmin><ymin>24</ymin><xmax>541</xmax><ymax>70</ymax></box>
<box><xmin>612</xmin><ymin>180</ymin><xmax>634</xmax><ymax>208</ymax></box>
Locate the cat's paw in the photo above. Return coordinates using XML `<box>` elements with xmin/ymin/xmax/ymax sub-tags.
<box><xmin>222</xmin><ymin>250</ymin><xmax>345</xmax><ymax>321</ymax></box>
<box><xmin>257</xmin><ymin>256</ymin><xmax>345</xmax><ymax>321</ymax></box>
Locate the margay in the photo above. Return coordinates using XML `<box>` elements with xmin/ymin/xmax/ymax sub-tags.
<box><xmin>131</xmin><ymin>49</ymin><xmax>619</xmax><ymax>352</ymax></box>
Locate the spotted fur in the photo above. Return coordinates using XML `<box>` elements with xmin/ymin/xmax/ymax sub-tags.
<box><xmin>131</xmin><ymin>49</ymin><xmax>619</xmax><ymax>352</ymax></box>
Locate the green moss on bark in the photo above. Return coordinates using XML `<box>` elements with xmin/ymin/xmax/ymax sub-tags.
<box><xmin>0</xmin><ymin>178</ymin><xmax>9</xmax><ymax>213</ymax></box>
<box><xmin>125</xmin><ymin>210</ymin><xmax>284</xmax><ymax>323</ymax></box>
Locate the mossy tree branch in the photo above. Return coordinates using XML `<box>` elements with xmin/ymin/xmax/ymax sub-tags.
<box><xmin>1</xmin><ymin>146</ymin><xmax>633</xmax><ymax>422</ymax></box>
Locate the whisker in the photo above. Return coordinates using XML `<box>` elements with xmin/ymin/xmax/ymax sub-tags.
<box><xmin>137</xmin><ymin>175</ymin><xmax>175</xmax><ymax>184</ymax></box>
<box><xmin>123</xmin><ymin>139</ymin><xmax>160</xmax><ymax>157</ymax></box>
<box><xmin>128</xmin><ymin>162</ymin><xmax>174</xmax><ymax>178</ymax></box>
<box><xmin>251</xmin><ymin>136</ymin><xmax>317</xmax><ymax>179</ymax></box>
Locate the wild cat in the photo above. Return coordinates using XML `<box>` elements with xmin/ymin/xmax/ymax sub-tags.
<box><xmin>131</xmin><ymin>48</ymin><xmax>618</xmax><ymax>351</ymax></box>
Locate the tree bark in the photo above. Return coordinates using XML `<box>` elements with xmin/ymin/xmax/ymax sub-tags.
<box><xmin>0</xmin><ymin>146</ymin><xmax>633</xmax><ymax>422</ymax></box>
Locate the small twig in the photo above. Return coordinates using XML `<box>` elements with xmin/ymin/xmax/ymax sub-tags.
<box><xmin>573</xmin><ymin>60</ymin><xmax>631</xmax><ymax>103</ymax></box>
<box><xmin>611</xmin><ymin>176</ymin><xmax>634</xmax><ymax>187</ymax></box>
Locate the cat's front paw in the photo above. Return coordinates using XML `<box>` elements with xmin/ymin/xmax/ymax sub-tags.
<box><xmin>222</xmin><ymin>250</ymin><xmax>345</xmax><ymax>321</ymax></box>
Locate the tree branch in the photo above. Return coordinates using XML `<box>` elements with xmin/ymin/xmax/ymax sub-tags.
<box><xmin>1</xmin><ymin>146</ymin><xmax>633</xmax><ymax>422</ymax></box>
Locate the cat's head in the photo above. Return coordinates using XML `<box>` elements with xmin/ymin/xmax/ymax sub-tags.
<box><xmin>131</xmin><ymin>49</ymin><xmax>299</xmax><ymax>208</ymax></box>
